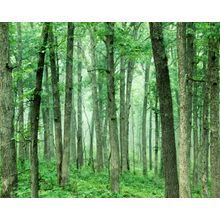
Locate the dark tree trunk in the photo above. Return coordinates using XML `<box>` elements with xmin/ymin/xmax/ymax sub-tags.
<box><xmin>149</xmin><ymin>22</ymin><xmax>179</xmax><ymax>198</ymax></box>
<box><xmin>30</xmin><ymin>22</ymin><xmax>49</xmax><ymax>197</ymax></box>
<box><xmin>105</xmin><ymin>22</ymin><xmax>120</xmax><ymax>193</ymax></box>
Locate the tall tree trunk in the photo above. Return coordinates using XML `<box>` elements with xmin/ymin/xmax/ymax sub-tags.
<box><xmin>89</xmin><ymin>30</ymin><xmax>104</xmax><ymax>171</ymax></box>
<box><xmin>88</xmin><ymin>111</ymin><xmax>95</xmax><ymax>171</ymax></box>
<box><xmin>177</xmin><ymin>22</ymin><xmax>191</xmax><ymax>197</ymax></box>
<box><xmin>0</xmin><ymin>22</ymin><xmax>18</xmax><ymax>198</ymax></box>
<box><xmin>77</xmin><ymin>40</ymin><xmax>83</xmax><ymax>169</ymax></box>
<box><xmin>30</xmin><ymin>22</ymin><xmax>49</xmax><ymax>197</ymax></box>
<box><xmin>42</xmin><ymin>65</ymin><xmax>51</xmax><ymax>161</ymax></box>
<box><xmin>105</xmin><ymin>22</ymin><xmax>120</xmax><ymax>193</ymax></box>
<box><xmin>16</xmin><ymin>23</ymin><xmax>25</xmax><ymax>164</ymax></box>
<box><xmin>142</xmin><ymin>62</ymin><xmax>150</xmax><ymax>176</ymax></box>
<box><xmin>208</xmin><ymin>23</ymin><xmax>220</xmax><ymax>198</ymax></box>
<box><xmin>154</xmin><ymin>94</ymin><xmax>159</xmax><ymax>176</ymax></box>
<box><xmin>120</xmin><ymin>56</ymin><xmax>126</xmax><ymax>172</ymax></box>
<box><xmin>149</xmin><ymin>108</ymin><xmax>153</xmax><ymax>171</ymax></box>
<box><xmin>48</xmin><ymin>24</ymin><xmax>63</xmax><ymax>185</ymax></box>
<box><xmin>61</xmin><ymin>23</ymin><xmax>75</xmax><ymax>186</ymax></box>
<box><xmin>201</xmin><ymin>61</ymin><xmax>209</xmax><ymax>197</ymax></box>
<box><xmin>149</xmin><ymin>22</ymin><xmax>179</xmax><ymax>198</ymax></box>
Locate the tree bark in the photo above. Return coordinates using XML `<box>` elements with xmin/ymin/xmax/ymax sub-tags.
<box><xmin>30</xmin><ymin>22</ymin><xmax>49</xmax><ymax>197</ymax></box>
<box><xmin>177</xmin><ymin>22</ymin><xmax>191</xmax><ymax>197</ymax></box>
<box><xmin>154</xmin><ymin>94</ymin><xmax>159</xmax><ymax>176</ymax></box>
<box><xmin>105</xmin><ymin>22</ymin><xmax>120</xmax><ymax>193</ymax></box>
<box><xmin>77</xmin><ymin>40</ymin><xmax>83</xmax><ymax>169</ymax></box>
<box><xmin>48</xmin><ymin>23</ymin><xmax>63</xmax><ymax>185</ymax></box>
<box><xmin>142</xmin><ymin>62</ymin><xmax>150</xmax><ymax>176</ymax></box>
<box><xmin>208</xmin><ymin>23</ymin><xmax>220</xmax><ymax>198</ymax></box>
<box><xmin>149</xmin><ymin>22</ymin><xmax>179</xmax><ymax>198</ymax></box>
<box><xmin>0</xmin><ymin>22</ymin><xmax>18</xmax><ymax>198</ymax></box>
<box><xmin>61</xmin><ymin>22</ymin><xmax>75</xmax><ymax>186</ymax></box>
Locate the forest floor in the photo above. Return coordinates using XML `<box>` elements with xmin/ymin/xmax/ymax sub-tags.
<box><xmin>9</xmin><ymin>161</ymin><xmax>207</xmax><ymax>198</ymax></box>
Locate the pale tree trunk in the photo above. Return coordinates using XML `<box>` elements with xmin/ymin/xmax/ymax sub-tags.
<box><xmin>77</xmin><ymin>40</ymin><xmax>83</xmax><ymax>169</ymax></box>
<box><xmin>16</xmin><ymin>23</ymin><xmax>25</xmax><ymax>164</ymax></box>
<box><xmin>120</xmin><ymin>56</ymin><xmax>126</xmax><ymax>172</ymax></box>
<box><xmin>149</xmin><ymin>22</ymin><xmax>179</xmax><ymax>198</ymax></box>
<box><xmin>42</xmin><ymin>65</ymin><xmax>51</xmax><ymax>161</ymax></box>
<box><xmin>177</xmin><ymin>22</ymin><xmax>191</xmax><ymax>198</ymax></box>
<box><xmin>142</xmin><ymin>62</ymin><xmax>150</xmax><ymax>176</ymax></box>
<box><xmin>48</xmin><ymin>24</ymin><xmax>63</xmax><ymax>185</ymax></box>
<box><xmin>149</xmin><ymin>108</ymin><xmax>153</xmax><ymax>171</ymax></box>
<box><xmin>61</xmin><ymin>22</ymin><xmax>75</xmax><ymax>186</ymax></box>
<box><xmin>89</xmin><ymin>30</ymin><xmax>104</xmax><ymax>171</ymax></box>
<box><xmin>30</xmin><ymin>22</ymin><xmax>49</xmax><ymax>197</ymax></box>
<box><xmin>208</xmin><ymin>23</ymin><xmax>220</xmax><ymax>198</ymax></box>
<box><xmin>0</xmin><ymin>22</ymin><xmax>18</xmax><ymax>198</ymax></box>
<box><xmin>88</xmin><ymin>111</ymin><xmax>95</xmax><ymax>171</ymax></box>
<box><xmin>105</xmin><ymin>22</ymin><xmax>120</xmax><ymax>193</ymax></box>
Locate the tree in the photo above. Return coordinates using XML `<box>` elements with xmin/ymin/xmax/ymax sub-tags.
<box><xmin>61</xmin><ymin>22</ymin><xmax>75</xmax><ymax>186</ymax></box>
<box><xmin>149</xmin><ymin>22</ymin><xmax>179</xmax><ymax>198</ymax></box>
<box><xmin>0</xmin><ymin>22</ymin><xmax>18</xmax><ymax>198</ymax></box>
<box><xmin>208</xmin><ymin>23</ymin><xmax>220</xmax><ymax>198</ymax></box>
<box><xmin>30</xmin><ymin>22</ymin><xmax>50</xmax><ymax>197</ymax></box>
<box><xmin>105</xmin><ymin>22</ymin><xmax>120</xmax><ymax>193</ymax></box>
<box><xmin>48</xmin><ymin>23</ymin><xmax>63</xmax><ymax>185</ymax></box>
<box><xmin>177</xmin><ymin>22</ymin><xmax>191</xmax><ymax>197</ymax></box>
<box><xmin>142</xmin><ymin>62</ymin><xmax>150</xmax><ymax>176</ymax></box>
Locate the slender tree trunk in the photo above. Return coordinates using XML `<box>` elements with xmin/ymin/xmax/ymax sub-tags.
<box><xmin>105</xmin><ymin>22</ymin><xmax>120</xmax><ymax>193</ymax></box>
<box><xmin>30</xmin><ymin>22</ymin><xmax>49</xmax><ymax>197</ymax></box>
<box><xmin>149</xmin><ymin>22</ymin><xmax>179</xmax><ymax>198</ymax></box>
<box><xmin>201</xmin><ymin>61</ymin><xmax>209</xmax><ymax>197</ymax></box>
<box><xmin>142</xmin><ymin>62</ymin><xmax>150</xmax><ymax>176</ymax></box>
<box><xmin>177</xmin><ymin>22</ymin><xmax>191</xmax><ymax>197</ymax></box>
<box><xmin>208</xmin><ymin>23</ymin><xmax>220</xmax><ymax>197</ymax></box>
<box><xmin>61</xmin><ymin>22</ymin><xmax>75</xmax><ymax>186</ymax></box>
<box><xmin>88</xmin><ymin>111</ymin><xmax>95</xmax><ymax>171</ymax></box>
<box><xmin>0</xmin><ymin>22</ymin><xmax>18</xmax><ymax>198</ymax></box>
<box><xmin>120</xmin><ymin>56</ymin><xmax>126</xmax><ymax>172</ymax></box>
<box><xmin>149</xmin><ymin>108</ymin><xmax>153</xmax><ymax>171</ymax></box>
<box><xmin>89</xmin><ymin>30</ymin><xmax>104</xmax><ymax>171</ymax></box>
<box><xmin>77</xmin><ymin>40</ymin><xmax>83</xmax><ymax>169</ymax></box>
<box><xmin>48</xmin><ymin>24</ymin><xmax>63</xmax><ymax>185</ymax></box>
<box><xmin>154</xmin><ymin>94</ymin><xmax>159</xmax><ymax>176</ymax></box>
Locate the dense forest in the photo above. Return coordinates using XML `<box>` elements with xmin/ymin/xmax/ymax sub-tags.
<box><xmin>0</xmin><ymin>22</ymin><xmax>219</xmax><ymax>198</ymax></box>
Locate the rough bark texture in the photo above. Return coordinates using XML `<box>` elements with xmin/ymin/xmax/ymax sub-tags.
<box><xmin>61</xmin><ymin>23</ymin><xmax>75</xmax><ymax>186</ymax></box>
<box><xmin>177</xmin><ymin>22</ymin><xmax>191</xmax><ymax>198</ymax></box>
<box><xmin>154</xmin><ymin>94</ymin><xmax>159</xmax><ymax>176</ymax></box>
<box><xmin>105</xmin><ymin>22</ymin><xmax>120</xmax><ymax>193</ymax></box>
<box><xmin>149</xmin><ymin>22</ymin><xmax>179</xmax><ymax>198</ymax></box>
<box><xmin>89</xmin><ymin>30</ymin><xmax>104</xmax><ymax>171</ymax></box>
<box><xmin>0</xmin><ymin>22</ymin><xmax>18</xmax><ymax>198</ymax></box>
<box><xmin>77</xmin><ymin>40</ymin><xmax>83</xmax><ymax>169</ymax></box>
<box><xmin>208</xmin><ymin>23</ymin><xmax>220</xmax><ymax>198</ymax></box>
<box><xmin>201</xmin><ymin>62</ymin><xmax>209</xmax><ymax>197</ymax></box>
<box><xmin>142</xmin><ymin>62</ymin><xmax>150</xmax><ymax>176</ymax></box>
<box><xmin>49</xmin><ymin>24</ymin><xmax>63</xmax><ymax>185</ymax></box>
<box><xmin>30</xmin><ymin>22</ymin><xmax>49</xmax><ymax>197</ymax></box>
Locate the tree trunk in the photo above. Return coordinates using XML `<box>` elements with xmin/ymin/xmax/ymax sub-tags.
<box><xmin>88</xmin><ymin>111</ymin><xmax>95</xmax><ymax>171</ymax></box>
<box><xmin>105</xmin><ymin>22</ymin><xmax>120</xmax><ymax>193</ymax></box>
<box><xmin>0</xmin><ymin>22</ymin><xmax>18</xmax><ymax>198</ymax></box>
<box><xmin>77</xmin><ymin>40</ymin><xmax>83</xmax><ymax>169</ymax></box>
<box><xmin>48</xmin><ymin>23</ymin><xmax>63</xmax><ymax>185</ymax></box>
<box><xmin>61</xmin><ymin>22</ymin><xmax>75</xmax><ymax>186</ymax></box>
<box><xmin>177</xmin><ymin>22</ymin><xmax>191</xmax><ymax>197</ymax></box>
<box><xmin>89</xmin><ymin>30</ymin><xmax>104</xmax><ymax>171</ymax></box>
<box><xmin>149</xmin><ymin>108</ymin><xmax>153</xmax><ymax>171</ymax></box>
<box><xmin>208</xmin><ymin>23</ymin><xmax>220</xmax><ymax>198</ymax></box>
<box><xmin>154</xmin><ymin>94</ymin><xmax>159</xmax><ymax>176</ymax></box>
<box><xmin>142</xmin><ymin>62</ymin><xmax>150</xmax><ymax>176</ymax></box>
<box><xmin>149</xmin><ymin>22</ymin><xmax>179</xmax><ymax>198</ymax></box>
<box><xmin>30</xmin><ymin>22</ymin><xmax>49</xmax><ymax>197</ymax></box>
